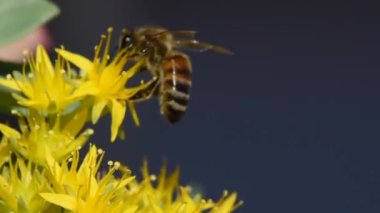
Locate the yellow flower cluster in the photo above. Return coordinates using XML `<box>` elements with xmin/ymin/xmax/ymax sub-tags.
<box><xmin>0</xmin><ymin>28</ymin><xmax>241</xmax><ymax>212</ymax></box>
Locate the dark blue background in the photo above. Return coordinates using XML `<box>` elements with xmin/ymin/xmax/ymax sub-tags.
<box><xmin>49</xmin><ymin>0</ymin><xmax>380</xmax><ymax>212</ymax></box>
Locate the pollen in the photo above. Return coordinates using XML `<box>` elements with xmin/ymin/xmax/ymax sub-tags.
<box><xmin>150</xmin><ymin>174</ymin><xmax>157</xmax><ymax>181</ymax></box>
<box><xmin>86</xmin><ymin>129</ymin><xmax>94</xmax><ymax>135</ymax></box>
<box><xmin>114</xmin><ymin>161</ymin><xmax>121</xmax><ymax>169</ymax></box>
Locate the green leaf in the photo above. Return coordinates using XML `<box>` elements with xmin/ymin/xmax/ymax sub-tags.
<box><xmin>0</xmin><ymin>0</ymin><xmax>60</xmax><ymax>46</ymax></box>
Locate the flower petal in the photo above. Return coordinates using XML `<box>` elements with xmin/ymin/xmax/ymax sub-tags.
<box><xmin>110</xmin><ymin>100</ymin><xmax>126</xmax><ymax>142</ymax></box>
<box><xmin>40</xmin><ymin>193</ymin><xmax>76</xmax><ymax>211</ymax></box>
<box><xmin>0</xmin><ymin>176</ymin><xmax>17</xmax><ymax>211</ymax></box>
<box><xmin>92</xmin><ymin>98</ymin><xmax>108</xmax><ymax>124</ymax></box>
<box><xmin>0</xmin><ymin>123</ymin><xmax>21</xmax><ymax>139</ymax></box>
<box><xmin>72</xmin><ymin>82</ymin><xmax>99</xmax><ymax>98</ymax></box>
<box><xmin>124</xmin><ymin>59</ymin><xmax>144</xmax><ymax>79</ymax></box>
<box><xmin>64</xmin><ymin>108</ymin><xmax>89</xmax><ymax>136</ymax></box>
<box><xmin>0</xmin><ymin>77</ymin><xmax>19</xmax><ymax>91</ymax></box>
<box><xmin>128</xmin><ymin>102</ymin><xmax>140</xmax><ymax>127</ymax></box>
<box><xmin>36</xmin><ymin>45</ymin><xmax>54</xmax><ymax>76</ymax></box>
<box><xmin>56</xmin><ymin>49</ymin><xmax>93</xmax><ymax>72</ymax></box>
<box><xmin>211</xmin><ymin>192</ymin><xmax>239</xmax><ymax>213</ymax></box>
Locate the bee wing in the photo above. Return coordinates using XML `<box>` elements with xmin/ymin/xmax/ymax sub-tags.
<box><xmin>170</xmin><ymin>30</ymin><xmax>197</xmax><ymax>39</ymax></box>
<box><xmin>174</xmin><ymin>39</ymin><xmax>233</xmax><ymax>55</ymax></box>
<box><xmin>150</xmin><ymin>30</ymin><xmax>197</xmax><ymax>40</ymax></box>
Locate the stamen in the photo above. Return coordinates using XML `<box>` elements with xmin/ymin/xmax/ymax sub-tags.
<box><xmin>185</xmin><ymin>185</ymin><xmax>192</xmax><ymax>192</ymax></box>
<box><xmin>114</xmin><ymin>161</ymin><xmax>120</xmax><ymax>169</ymax></box>
<box><xmin>150</xmin><ymin>174</ymin><xmax>157</xmax><ymax>181</ymax></box>
<box><xmin>86</xmin><ymin>129</ymin><xmax>94</xmax><ymax>135</ymax></box>
<box><xmin>100</xmin><ymin>29</ymin><xmax>113</xmax><ymax>69</ymax></box>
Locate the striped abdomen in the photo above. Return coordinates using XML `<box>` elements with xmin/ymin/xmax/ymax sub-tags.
<box><xmin>159</xmin><ymin>52</ymin><xmax>192</xmax><ymax>123</ymax></box>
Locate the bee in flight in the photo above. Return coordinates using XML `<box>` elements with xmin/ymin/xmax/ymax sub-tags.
<box><xmin>118</xmin><ymin>26</ymin><xmax>232</xmax><ymax>123</ymax></box>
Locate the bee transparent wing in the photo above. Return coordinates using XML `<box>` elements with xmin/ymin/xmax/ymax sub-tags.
<box><xmin>151</xmin><ymin>30</ymin><xmax>197</xmax><ymax>40</ymax></box>
<box><xmin>175</xmin><ymin>39</ymin><xmax>233</xmax><ymax>55</ymax></box>
<box><xmin>170</xmin><ymin>30</ymin><xmax>197</xmax><ymax>39</ymax></box>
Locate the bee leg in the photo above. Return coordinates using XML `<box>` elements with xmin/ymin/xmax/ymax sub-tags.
<box><xmin>129</xmin><ymin>77</ymin><xmax>160</xmax><ymax>102</ymax></box>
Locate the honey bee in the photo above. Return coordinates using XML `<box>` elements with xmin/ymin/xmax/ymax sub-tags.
<box><xmin>119</xmin><ymin>26</ymin><xmax>232</xmax><ymax>123</ymax></box>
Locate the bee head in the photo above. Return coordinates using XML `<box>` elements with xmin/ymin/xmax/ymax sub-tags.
<box><xmin>139</xmin><ymin>41</ymin><xmax>154</xmax><ymax>56</ymax></box>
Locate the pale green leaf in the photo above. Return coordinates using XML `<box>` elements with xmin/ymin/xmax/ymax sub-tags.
<box><xmin>0</xmin><ymin>0</ymin><xmax>60</xmax><ymax>45</ymax></box>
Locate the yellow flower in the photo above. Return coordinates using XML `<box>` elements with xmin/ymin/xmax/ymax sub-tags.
<box><xmin>40</xmin><ymin>145</ymin><xmax>241</xmax><ymax>213</ymax></box>
<box><xmin>0</xmin><ymin>45</ymin><xmax>78</xmax><ymax>113</ymax></box>
<box><xmin>122</xmin><ymin>161</ymin><xmax>242</xmax><ymax>213</ymax></box>
<box><xmin>0</xmin><ymin>155</ymin><xmax>53</xmax><ymax>212</ymax></box>
<box><xmin>56</xmin><ymin>28</ymin><xmax>152</xmax><ymax>142</ymax></box>
<box><xmin>0</xmin><ymin>109</ymin><xmax>92</xmax><ymax>165</ymax></box>
<box><xmin>0</xmin><ymin>27</ymin><xmax>242</xmax><ymax>212</ymax></box>
<box><xmin>41</xmin><ymin>145</ymin><xmax>137</xmax><ymax>213</ymax></box>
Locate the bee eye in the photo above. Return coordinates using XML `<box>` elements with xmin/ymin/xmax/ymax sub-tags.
<box><xmin>122</xmin><ymin>35</ymin><xmax>133</xmax><ymax>48</ymax></box>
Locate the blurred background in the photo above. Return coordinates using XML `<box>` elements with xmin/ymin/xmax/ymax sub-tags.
<box><xmin>46</xmin><ymin>0</ymin><xmax>380</xmax><ymax>212</ymax></box>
